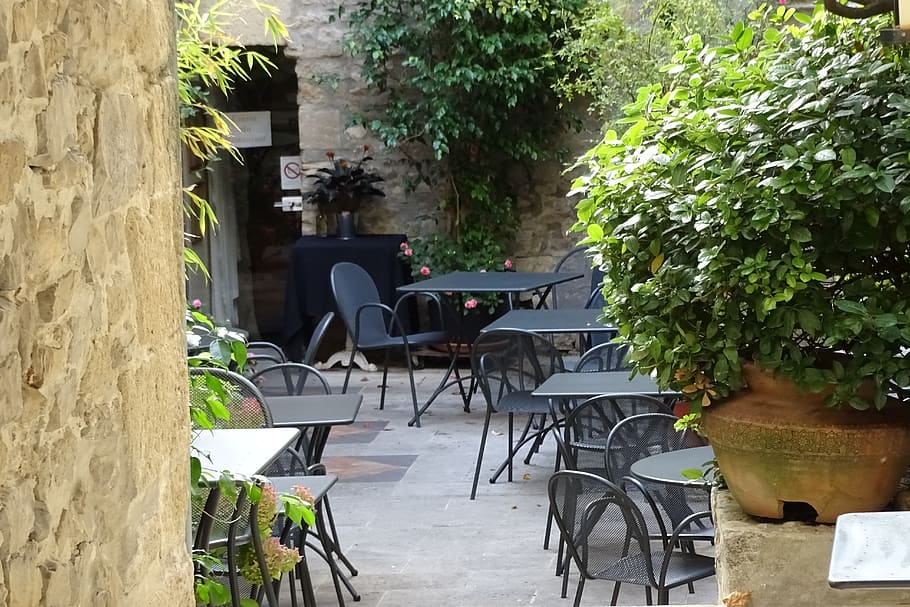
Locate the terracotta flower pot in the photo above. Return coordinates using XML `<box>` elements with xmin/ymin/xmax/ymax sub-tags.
<box><xmin>701</xmin><ymin>364</ymin><xmax>910</xmax><ymax>523</ymax></box>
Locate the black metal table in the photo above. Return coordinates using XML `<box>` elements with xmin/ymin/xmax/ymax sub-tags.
<box><xmin>192</xmin><ymin>427</ymin><xmax>300</xmax><ymax>478</ymax></box>
<box><xmin>630</xmin><ymin>445</ymin><xmax>715</xmax><ymax>488</ymax></box>
<box><xmin>267</xmin><ymin>393</ymin><xmax>364</xmax><ymax>465</ymax></box>
<box><xmin>532</xmin><ymin>371</ymin><xmax>668</xmax><ymax>399</ymax></box>
<box><xmin>480</xmin><ymin>308</ymin><xmax>616</xmax><ymax>335</ymax></box>
<box><xmin>397</xmin><ymin>271</ymin><xmax>585</xmax><ymax>425</ymax></box>
<box><xmin>283</xmin><ymin>234</ymin><xmax>408</xmax><ymax>359</ymax></box>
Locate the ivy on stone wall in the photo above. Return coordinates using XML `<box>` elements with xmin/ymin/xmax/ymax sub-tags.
<box><xmin>343</xmin><ymin>0</ymin><xmax>586</xmax><ymax>252</ymax></box>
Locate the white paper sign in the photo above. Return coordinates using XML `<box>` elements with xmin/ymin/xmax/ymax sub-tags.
<box><xmin>280</xmin><ymin>156</ymin><xmax>303</xmax><ymax>191</ymax></box>
<box><xmin>225</xmin><ymin>111</ymin><xmax>272</xmax><ymax>148</ymax></box>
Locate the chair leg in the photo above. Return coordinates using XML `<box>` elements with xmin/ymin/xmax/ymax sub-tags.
<box><xmin>543</xmin><ymin>437</ymin><xmax>562</xmax><ymax>550</ymax></box>
<box><xmin>645</xmin><ymin>586</ymin><xmax>653</xmax><ymax>605</ymax></box>
<box><xmin>402</xmin><ymin>343</ymin><xmax>421</xmax><ymax>427</ymax></box>
<box><xmin>379</xmin><ymin>350</ymin><xmax>390</xmax><ymax>411</ymax></box>
<box><xmin>573</xmin><ymin>576</ymin><xmax>586</xmax><ymax>607</ymax></box>
<box><xmin>508</xmin><ymin>413</ymin><xmax>514</xmax><ymax>482</ymax></box>
<box><xmin>610</xmin><ymin>581</ymin><xmax>622</xmax><ymax>605</ymax></box>
<box><xmin>561</xmin><ymin>553</ymin><xmax>571</xmax><ymax>598</ymax></box>
<box><xmin>471</xmin><ymin>408</ymin><xmax>494</xmax><ymax>499</ymax></box>
<box><xmin>342</xmin><ymin>347</ymin><xmax>357</xmax><ymax>394</ymax></box>
<box><xmin>321</xmin><ymin>495</ymin><xmax>358</xmax><ymax>577</ymax></box>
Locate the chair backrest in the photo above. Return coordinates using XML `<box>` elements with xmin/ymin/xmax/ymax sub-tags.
<box><xmin>562</xmin><ymin>394</ymin><xmax>673</xmax><ymax>474</ymax></box>
<box><xmin>605</xmin><ymin>413</ymin><xmax>709</xmax><ymax>530</ymax></box>
<box><xmin>551</xmin><ymin>246</ymin><xmax>594</xmax><ymax>309</ymax></box>
<box><xmin>548</xmin><ymin>470</ymin><xmax>656</xmax><ymax>585</ymax></box>
<box><xmin>303</xmin><ymin>311</ymin><xmax>335</xmax><ymax>366</ymax></box>
<box><xmin>471</xmin><ymin>329</ymin><xmax>565</xmax><ymax>411</ymax></box>
<box><xmin>574</xmin><ymin>342</ymin><xmax>629</xmax><ymax>372</ymax></box>
<box><xmin>248</xmin><ymin>362</ymin><xmax>332</xmax><ymax>396</ymax></box>
<box><xmin>189</xmin><ymin>367</ymin><xmax>273</xmax><ymax>428</ymax></box>
<box><xmin>247</xmin><ymin>341</ymin><xmax>287</xmax><ymax>363</ymax></box>
<box><xmin>330</xmin><ymin>262</ymin><xmax>388</xmax><ymax>345</ymax></box>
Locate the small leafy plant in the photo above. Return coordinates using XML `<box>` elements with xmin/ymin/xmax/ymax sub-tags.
<box><xmin>303</xmin><ymin>147</ymin><xmax>385</xmax><ymax>212</ymax></box>
<box><xmin>573</xmin><ymin>4</ymin><xmax>910</xmax><ymax>415</ymax></box>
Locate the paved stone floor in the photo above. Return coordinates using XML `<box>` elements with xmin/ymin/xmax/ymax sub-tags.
<box><xmin>283</xmin><ymin>363</ymin><xmax>718</xmax><ymax>607</ymax></box>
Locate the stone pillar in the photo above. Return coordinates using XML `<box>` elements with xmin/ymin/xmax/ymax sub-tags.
<box><xmin>714</xmin><ymin>490</ymin><xmax>908</xmax><ymax>607</ymax></box>
<box><xmin>0</xmin><ymin>1</ymin><xmax>191</xmax><ymax>605</ymax></box>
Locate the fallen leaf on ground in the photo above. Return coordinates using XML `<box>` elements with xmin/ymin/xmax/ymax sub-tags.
<box><xmin>491</xmin><ymin>430</ymin><xmax>503</xmax><ymax>436</ymax></box>
<box><xmin>522</xmin><ymin>474</ymin><xmax>531</xmax><ymax>480</ymax></box>
<box><xmin>722</xmin><ymin>591</ymin><xmax>751</xmax><ymax>607</ymax></box>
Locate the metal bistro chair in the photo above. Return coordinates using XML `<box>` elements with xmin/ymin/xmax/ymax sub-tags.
<box><xmin>192</xmin><ymin>481</ymin><xmax>281</xmax><ymax>607</ymax></box>
<box><xmin>548</xmin><ymin>470</ymin><xmax>715</xmax><ymax>607</ymax></box>
<box><xmin>470</xmin><ymin>329</ymin><xmax>565</xmax><ymax>499</ymax></box>
<box><xmin>330</xmin><ymin>262</ymin><xmax>447</xmax><ymax>427</ymax></box>
<box><xmin>573</xmin><ymin>342</ymin><xmax>630</xmax><ymax>373</ymax></box>
<box><xmin>605</xmin><ymin>414</ymin><xmax>714</xmax><ymax>546</ymax></box>
<box><xmin>550</xmin><ymin>246</ymin><xmax>595</xmax><ymax>310</ymax></box>
<box><xmin>188</xmin><ymin>368</ymin><xmax>355</xmax><ymax>606</ymax></box>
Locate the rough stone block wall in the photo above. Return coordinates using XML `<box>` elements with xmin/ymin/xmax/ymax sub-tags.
<box><xmin>0</xmin><ymin>1</ymin><xmax>191</xmax><ymax>605</ymax></box>
<box><xmin>714</xmin><ymin>490</ymin><xmax>910</xmax><ymax>607</ymax></box>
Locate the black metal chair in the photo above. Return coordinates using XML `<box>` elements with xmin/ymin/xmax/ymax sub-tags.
<box><xmin>330</xmin><ymin>261</ymin><xmax>447</xmax><ymax>427</ymax></box>
<box><xmin>302</xmin><ymin>311</ymin><xmax>334</xmax><ymax>366</ymax></box>
<box><xmin>550</xmin><ymin>246</ymin><xmax>594</xmax><ymax>310</ymax></box>
<box><xmin>548</xmin><ymin>470</ymin><xmax>715</xmax><ymax>607</ymax></box>
<box><xmin>573</xmin><ymin>342</ymin><xmax>630</xmax><ymax>373</ymax></box>
<box><xmin>470</xmin><ymin>328</ymin><xmax>566</xmax><ymax>499</ymax></box>
<box><xmin>249</xmin><ymin>363</ymin><xmax>332</xmax><ymax>398</ymax></box>
<box><xmin>605</xmin><ymin>413</ymin><xmax>714</xmax><ymax>544</ymax></box>
<box><xmin>189</xmin><ymin>368</ymin><xmax>356</xmax><ymax>605</ymax></box>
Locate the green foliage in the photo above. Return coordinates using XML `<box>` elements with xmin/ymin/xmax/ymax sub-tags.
<box><xmin>303</xmin><ymin>148</ymin><xmax>385</xmax><ymax>211</ymax></box>
<box><xmin>176</xmin><ymin>0</ymin><xmax>288</xmax><ymax>258</ymax></box>
<box><xmin>554</xmin><ymin>0</ymin><xmax>751</xmax><ymax>118</ymax></box>
<box><xmin>573</xmin><ymin>4</ymin><xmax>910</xmax><ymax>414</ymax></box>
<box><xmin>344</xmin><ymin>0</ymin><xmax>584</xmax><ymax>257</ymax></box>
<box><xmin>398</xmin><ymin>233</ymin><xmax>513</xmax><ymax>312</ymax></box>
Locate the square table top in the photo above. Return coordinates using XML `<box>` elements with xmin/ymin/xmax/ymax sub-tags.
<box><xmin>267</xmin><ymin>393</ymin><xmax>364</xmax><ymax>428</ymax></box>
<box><xmin>397</xmin><ymin>271</ymin><xmax>583</xmax><ymax>294</ymax></box>
<box><xmin>532</xmin><ymin>371</ymin><xmax>670</xmax><ymax>398</ymax></box>
<box><xmin>481</xmin><ymin>309</ymin><xmax>616</xmax><ymax>334</ymax></box>
<box><xmin>828</xmin><ymin>511</ymin><xmax>910</xmax><ymax>588</ymax></box>
<box><xmin>192</xmin><ymin>427</ymin><xmax>300</xmax><ymax>478</ymax></box>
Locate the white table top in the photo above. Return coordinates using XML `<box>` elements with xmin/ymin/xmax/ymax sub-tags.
<box><xmin>829</xmin><ymin>511</ymin><xmax>910</xmax><ymax>588</ymax></box>
<box><xmin>192</xmin><ymin>427</ymin><xmax>300</xmax><ymax>479</ymax></box>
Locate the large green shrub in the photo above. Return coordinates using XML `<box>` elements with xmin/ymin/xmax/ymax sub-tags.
<box><xmin>574</xmin><ymin>5</ymin><xmax>910</xmax><ymax>413</ymax></box>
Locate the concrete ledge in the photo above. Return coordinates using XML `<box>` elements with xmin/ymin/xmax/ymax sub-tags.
<box><xmin>714</xmin><ymin>489</ymin><xmax>910</xmax><ymax>606</ymax></box>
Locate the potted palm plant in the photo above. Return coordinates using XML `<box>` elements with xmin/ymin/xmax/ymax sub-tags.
<box><xmin>573</xmin><ymin>4</ymin><xmax>910</xmax><ymax>522</ymax></box>
<box><xmin>303</xmin><ymin>146</ymin><xmax>385</xmax><ymax>238</ymax></box>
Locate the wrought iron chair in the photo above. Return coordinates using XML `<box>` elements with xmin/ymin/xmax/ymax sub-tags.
<box><xmin>605</xmin><ymin>413</ymin><xmax>714</xmax><ymax>545</ymax></box>
<box><xmin>249</xmin><ymin>363</ymin><xmax>332</xmax><ymax>398</ymax></box>
<box><xmin>550</xmin><ymin>246</ymin><xmax>595</xmax><ymax>310</ymax></box>
<box><xmin>189</xmin><ymin>368</ymin><xmax>356</xmax><ymax>605</ymax></box>
<box><xmin>330</xmin><ymin>261</ymin><xmax>447</xmax><ymax>427</ymax></box>
<box><xmin>302</xmin><ymin>311</ymin><xmax>334</xmax><ymax>366</ymax></box>
<box><xmin>573</xmin><ymin>342</ymin><xmax>630</xmax><ymax>373</ymax></box>
<box><xmin>470</xmin><ymin>328</ymin><xmax>565</xmax><ymax>499</ymax></box>
<box><xmin>548</xmin><ymin>470</ymin><xmax>715</xmax><ymax>607</ymax></box>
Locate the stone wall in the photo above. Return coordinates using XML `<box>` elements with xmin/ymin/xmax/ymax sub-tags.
<box><xmin>0</xmin><ymin>1</ymin><xmax>191</xmax><ymax>605</ymax></box>
<box><xmin>714</xmin><ymin>490</ymin><xmax>910</xmax><ymax>607</ymax></box>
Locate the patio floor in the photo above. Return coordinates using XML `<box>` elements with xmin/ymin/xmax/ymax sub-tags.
<box><xmin>289</xmin><ymin>362</ymin><xmax>718</xmax><ymax>606</ymax></box>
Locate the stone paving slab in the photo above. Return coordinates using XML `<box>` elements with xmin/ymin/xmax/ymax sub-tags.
<box><xmin>280</xmin><ymin>365</ymin><xmax>717</xmax><ymax>606</ymax></box>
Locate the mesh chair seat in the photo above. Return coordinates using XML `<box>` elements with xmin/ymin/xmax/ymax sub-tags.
<box><xmin>494</xmin><ymin>390</ymin><xmax>552</xmax><ymax>414</ymax></box>
<box><xmin>594</xmin><ymin>551</ymin><xmax>715</xmax><ymax>588</ymax></box>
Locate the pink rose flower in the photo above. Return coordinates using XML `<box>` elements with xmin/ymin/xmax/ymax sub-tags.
<box><xmin>504</xmin><ymin>259</ymin><xmax>513</xmax><ymax>270</ymax></box>
<box><xmin>192</xmin><ymin>299</ymin><xmax>202</xmax><ymax>309</ymax></box>
<box><xmin>420</xmin><ymin>266</ymin><xmax>430</xmax><ymax>276</ymax></box>
<box><xmin>464</xmin><ymin>298</ymin><xmax>478</xmax><ymax>309</ymax></box>
<box><xmin>405</xmin><ymin>248</ymin><xmax>413</xmax><ymax>256</ymax></box>
<box><xmin>400</xmin><ymin>242</ymin><xmax>408</xmax><ymax>250</ymax></box>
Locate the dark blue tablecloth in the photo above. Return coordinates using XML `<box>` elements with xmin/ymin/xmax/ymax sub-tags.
<box><xmin>282</xmin><ymin>234</ymin><xmax>409</xmax><ymax>348</ymax></box>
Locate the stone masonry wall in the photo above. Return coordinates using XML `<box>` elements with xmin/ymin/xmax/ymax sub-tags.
<box><xmin>0</xmin><ymin>1</ymin><xmax>191</xmax><ymax>605</ymax></box>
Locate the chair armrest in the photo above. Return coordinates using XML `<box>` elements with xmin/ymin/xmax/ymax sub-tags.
<box><xmin>620</xmin><ymin>476</ymin><xmax>670</xmax><ymax>544</ymax></box>
<box><xmin>392</xmin><ymin>290</ymin><xmax>446</xmax><ymax>332</ymax></box>
<box><xmin>352</xmin><ymin>301</ymin><xmax>409</xmax><ymax>343</ymax></box>
<box><xmin>656</xmin><ymin>510</ymin><xmax>714</xmax><ymax>585</ymax></box>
